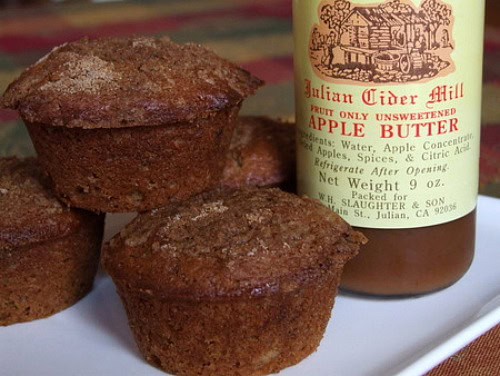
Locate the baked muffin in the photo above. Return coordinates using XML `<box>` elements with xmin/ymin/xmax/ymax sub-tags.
<box><xmin>1</xmin><ymin>36</ymin><xmax>262</xmax><ymax>213</ymax></box>
<box><xmin>102</xmin><ymin>187</ymin><xmax>365</xmax><ymax>376</ymax></box>
<box><xmin>220</xmin><ymin>116</ymin><xmax>295</xmax><ymax>190</ymax></box>
<box><xmin>0</xmin><ymin>157</ymin><xmax>104</xmax><ymax>326</ymax></box>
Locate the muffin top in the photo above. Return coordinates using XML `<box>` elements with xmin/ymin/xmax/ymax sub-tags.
<box><xmin>0</xmin><ymin>157</ymin><xmax>87</xmax><ymax>249</ymax></box>
<box><xmin>1</xmin><ymin>36</ymin><xmax>263</xmax><ymax>129</ymax></box>
<box><xmin>220</xmin><ymin>116</ymin><xmax>296</xmax><ymax>189</ymax></box>
<box><xmin>103</xmin><ymin>187</ymin><xmax>366</xmax><ymax>300</ymax></box>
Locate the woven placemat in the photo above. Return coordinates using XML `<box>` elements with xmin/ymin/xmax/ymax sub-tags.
<box><xmin>427</xmin><ymin>324</ymin><xmax>500</xmax><ymax>375</ymax></box>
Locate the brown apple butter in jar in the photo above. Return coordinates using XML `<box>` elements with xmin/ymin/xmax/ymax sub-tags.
<box><xmin>293</xmin><ymin>0</ymin><xmax>485</xmax><ymax>296</ymax></box>
<box><xmin>341</xmin><ymin>211</ymin><xmax>476</xmax><ymax>296</ymax></box>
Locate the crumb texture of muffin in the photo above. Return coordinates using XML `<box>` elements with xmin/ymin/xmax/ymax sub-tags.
<box><xmin>221</xmin><ymin>116</ymin><xmax>295</xmax><ymax>190</ymax></box>
<box><xmin>0</xmin><ymin>157</ymin><xmax>104</xmax><ymax>326</ymax></box>
<box><xmin>103</xmin><ymin>187</ymin><xmax>366</xmax><ymax>376</ymax></box>
<box><xmin>1</xmin><ymin>37</ymin><xmax>263</xmax><ymax>212</ymax></box>
<box><xmin>26</xmin><ymin>107</ymin><xmax>239</xmax><ymax>212</ymax></box>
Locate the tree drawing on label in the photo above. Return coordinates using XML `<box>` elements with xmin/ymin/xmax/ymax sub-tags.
<box><xmin>309</xmin><ymin>0</ymin><xmax>455</xmax><ymax>83</ymax></box>
<box><xmin>421</xmin><ymin>0</ymin><xmax>453</xmax><ymax>49</ymax></box>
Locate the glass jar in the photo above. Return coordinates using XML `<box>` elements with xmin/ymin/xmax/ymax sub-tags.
<box><xmin>293</xmin><ymin>0</ymin><xmax>485</xmax><ymax>296</ymax></box>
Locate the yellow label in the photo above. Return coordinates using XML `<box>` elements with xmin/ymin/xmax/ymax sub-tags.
<box><xmin>294</xmin><ymin>0</ymin><xmax>485</xmax><ymax>228</ymax></box>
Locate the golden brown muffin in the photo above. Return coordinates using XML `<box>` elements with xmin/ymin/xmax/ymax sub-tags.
<box><xmin>220</xmin><ymin>116</ymin><xmax>295</xmax><ymax>190</ymax></box>
<box><xmin>1</xmin><ymin>36</ymin><xmax>263</xmax><ymax>213</ymax></box>
<box><xmin>102</xmin><ymin>187</ymin><xmax>365</xmax><ymax>376</ymax></box>
<box><xmin>0</xmin><ymin>157</ymin><xmax>104</xmax><ymax>326</ymax></box>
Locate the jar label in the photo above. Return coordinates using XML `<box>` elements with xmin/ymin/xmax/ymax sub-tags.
<box><xmin>294</xmin><ymin>0</ymin><xmax>484</xmax><ymax>228</ymax></box>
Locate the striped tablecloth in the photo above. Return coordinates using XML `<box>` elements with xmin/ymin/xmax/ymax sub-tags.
<box><xmin>0</xmin><ymin>1</ymin><xmax>498</xmax><ymax>374</ymax></box>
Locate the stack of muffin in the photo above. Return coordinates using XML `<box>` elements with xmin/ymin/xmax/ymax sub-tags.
<box><xmin>1</xmin><ymin>36</ymin><xmax>365</xmax><ymax>376</ymax></box>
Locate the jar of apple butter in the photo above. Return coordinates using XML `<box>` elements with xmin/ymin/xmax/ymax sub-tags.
<box><xmin>293</xmin><ymin>0</ymin><xmax>485</xmax><ymax>296</ymax></box>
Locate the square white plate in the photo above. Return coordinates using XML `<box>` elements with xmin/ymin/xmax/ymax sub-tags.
<box><xmin>1</xmin><ymin>196</ymin><xmax>499</xmax><ymax>376</ymax></box>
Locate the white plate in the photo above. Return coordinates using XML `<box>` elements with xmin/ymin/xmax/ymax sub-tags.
<box><xmin>1</xmin><ymin>196</ymin><xmax>499</xmax><ymax>376</ymax></box>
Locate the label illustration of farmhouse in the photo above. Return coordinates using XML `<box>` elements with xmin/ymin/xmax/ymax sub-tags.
<box><xmin>293</xmin><ymin>0</ymin><xmax>485</xmax><ymax>228</ymax></box>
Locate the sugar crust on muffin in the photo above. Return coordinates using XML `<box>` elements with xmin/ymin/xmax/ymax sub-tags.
<box><xmin>0</xmin><ymin>156</ymin><xmax>90</xmax><ymax>248</ymax></box>
<box><xmin>2</xmin><ymin>36</ymin><xmax>263</xmax><ymax>128</ymax></box>
<box><xmin>221</xmin><ymin>116</ymin><xmax>296</xmax><ymax>189</ymax></box>
<box><xmin>103</xmin><ymin>187</ymin><xmax>365</xmax><ymax>299</ymax></box>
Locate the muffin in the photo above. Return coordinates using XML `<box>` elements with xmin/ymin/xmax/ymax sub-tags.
<box><xmin>0</xmin><ymin>157</ymin><xmax>104</xmax><ymax>326</ymax></box>
<box><xmin>220</xmin><ymin>116</ymin><xmax>295</xmax><ymax>190</ymax></box>
<box><xmin>1</xmin><ymin>36</ymin><xmax>262</xmax><ymax>213</ymax></box>
<box><xmin>102</xmin><ymin>187</ymin><xmax>366</xmax><ymax>376</ymax></box>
